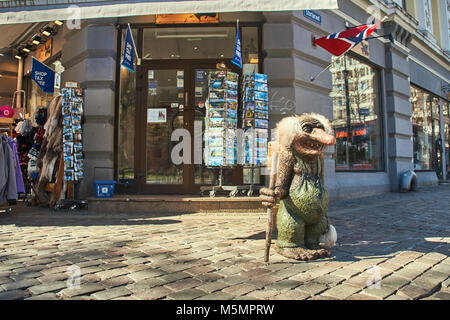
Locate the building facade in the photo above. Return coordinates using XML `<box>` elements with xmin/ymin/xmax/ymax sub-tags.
<box><xmin>0</xmin><ymin>0</ymin><xmax>449</xmax><ymax>201</ymax></box>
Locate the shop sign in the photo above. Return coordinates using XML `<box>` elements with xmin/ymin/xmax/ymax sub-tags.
<box><xmin>336</xmin><ymin>126</ymin><xmax>368</xmax><ymax>139</ymax></box>
<box><xmin>303</xmin><ymin>10</ymin><xmax>322</xmax><ymax>24</ymax></box>
<box><xmin>359</xmin><ymin>108</ymin><xmax>370</xmax><ymax>116</ymax></box>
<box><xmin>31</xmin><ymin>57</ymin><xmax>55</xmax><ymax>94</ymax></box>
<box><xmin>156</xmin><ymin>13</ymin><xmax>219</xmax><ymax>24</ymax></box>
<box><xmin>35</xmin><ymin>38</ymin><xmax>52</xmax><ymax>62</ymax></box>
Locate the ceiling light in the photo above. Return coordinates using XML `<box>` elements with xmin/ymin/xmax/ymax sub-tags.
<box><xmin>193</xmin><ymin>46</ymin><xmax>199</xmax><ymax>51</ymax></box>
<box><xmin>15</xmin><ymin>55</ymin><xmax>22</xmax><ymax>60</ymax></box>
<box><xmin>54</xmin><ymin>20</ymin><xmax>63</xmax><ymax>26</ymax></box>
<box><xmin>42</xmin><ymin>26</ymin><xmax>53</xmax><ymax>37</ymax></box>
<box><xmin>22</xmin><ymin>44</ymin><xmax>33</xmax><ymax>53</ymax></box>
<box><xmin>31</xmin><ymin>34</ymin><xmax>41</xmax><ymax>45</ymax></box>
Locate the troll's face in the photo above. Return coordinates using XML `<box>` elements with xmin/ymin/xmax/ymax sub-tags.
<box><xmin>278</xmin><ymin>113</ymin><xmax>336</xmax><ymax>159</ymax></box>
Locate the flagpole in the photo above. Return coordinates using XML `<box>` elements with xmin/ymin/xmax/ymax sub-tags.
<box><xmin>310</xmin><ymin>62</ymin><xmax>333</xmax><ymax>82</ymax></box>
<box><xmin>128</xmin><ymin>23</ymin><xmax>141</xmax><ymax>66</ymax></box>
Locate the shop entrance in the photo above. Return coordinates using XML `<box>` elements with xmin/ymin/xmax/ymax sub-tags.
<box><xmin>134</xmin><ymin>60</ymin><xmax>241</xmax><ymax>194</ymax></box>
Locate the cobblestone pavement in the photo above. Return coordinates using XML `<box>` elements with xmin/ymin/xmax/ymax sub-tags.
<box><xmin>0</xmin><ymin>185</ymin><xmax>449</xmax><ymax>300</ymax></box>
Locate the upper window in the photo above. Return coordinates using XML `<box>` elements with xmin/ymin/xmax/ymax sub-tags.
<box><xmin>330</xmin><ymin>55</ymin><xmax>384</xmax><ymax>171</ymax></box>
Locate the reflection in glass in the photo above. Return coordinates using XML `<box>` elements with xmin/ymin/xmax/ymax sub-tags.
<box><xmin>330</xmin><ymin>55</ymin><xmax>383</xmax><ymax>170</ymax></box>
<box><xmin>411</xmin><ymin>86</ymin><xmax>433</xmax><ymax>170</ymax></box>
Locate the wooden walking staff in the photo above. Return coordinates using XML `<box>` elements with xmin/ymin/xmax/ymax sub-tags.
<box><xmin>264</xmin><ymin>149</ymin><xmax>279</xmax><ymax>263</ymax></box>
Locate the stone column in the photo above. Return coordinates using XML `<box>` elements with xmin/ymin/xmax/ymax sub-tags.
<box><xmin>61</xmin><ymin>19</ymin><xmax>118</xmax><ymax>199</ymax></box>
<box><xmin>262</xmin><ymin>11</ymin><xmax>338</xmax><ymax>199</ymax></box>
<box><xmin>383</xmin><ymin>21</ymin><xmax>415</xmax><ymax>191</ymax></box>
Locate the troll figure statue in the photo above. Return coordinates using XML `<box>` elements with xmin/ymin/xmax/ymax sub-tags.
<box><xmin>260</xmin><ymin>113</ymin><xmax>337</xmax><ymax>261</ymax></box>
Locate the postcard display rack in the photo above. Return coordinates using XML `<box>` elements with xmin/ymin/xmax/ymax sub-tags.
<box><xmin>201</xmin><ymin>71</ymin><xmax>269</xmax><ymax>197</ymax></box>
<box><xmin>55</xmin><ymin>86</ymin><xmax>87</xmax><ymax>210</ymax></box>
<box><xmin>241</xmin><ymin>73</ymin><xmax>269</xmax><ymax>196</ymax></box>
<box><xmin>201</xmin><ymin>70</ymin><xmax>240</xmax><ymax>197</ymax></box>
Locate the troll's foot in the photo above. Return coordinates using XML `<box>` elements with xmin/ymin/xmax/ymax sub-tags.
<box><xmin>274</xmin><ymin>244</ymin><xmax>330</xmax><ymax>261</ymax></box>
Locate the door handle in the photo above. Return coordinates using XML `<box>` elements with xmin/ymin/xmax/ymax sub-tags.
<box><xmin>185</xmin><ymin>91</ymin><xmax>188</xmax><ymax>107</ymax></box>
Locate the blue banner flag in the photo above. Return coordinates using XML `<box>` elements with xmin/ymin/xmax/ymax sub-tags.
<box><xmin>32</xmin><ymin>57</ymin><xmax>55</xmax><ymax>94</ymax></box>
<box><xmin>231</xmin><ymin>21</ymin><xmax>242</xmax><ymax>69</ymax></box>
<box><xmin>121</xmin><ymin>25</ymin><xmax>135</xmax><ymax>72</ymax></box>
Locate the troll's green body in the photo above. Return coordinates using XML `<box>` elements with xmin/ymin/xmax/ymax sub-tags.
<box><xmin>276</xmin><ymin>151</ymin><xmax>330</xmax><ymax>249</ymax></box>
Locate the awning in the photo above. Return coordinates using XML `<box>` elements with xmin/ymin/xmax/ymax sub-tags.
<box><xmin>0</xmin><ymin>0</ymin><xmax>338</xmax><ymax>24</ymax></box>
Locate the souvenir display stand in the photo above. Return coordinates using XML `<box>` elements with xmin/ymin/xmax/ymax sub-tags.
<box><xmin>240</xmin><ymin>73</ymin><xmax>269</xmax><ymax>197</ymax></box>
<box><xmin>53</xmin><ymin>84</ymin><xmax>87</xmax><ymax>210</ymax></box>
<box><xmin>200</xmin><ymin>68</ymin><xmax>269</xmax><ymax>198</ymax></box>
<box><xmin>201</xmin><ymin>69</ymin><xmax>243</xmax><ymax>197</ymax></box>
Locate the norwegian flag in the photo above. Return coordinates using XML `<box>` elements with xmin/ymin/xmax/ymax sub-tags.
<box><xmin>313</xmin><ymin>20</ymin><xmax>383</xmax><ymax>56</ymax></box>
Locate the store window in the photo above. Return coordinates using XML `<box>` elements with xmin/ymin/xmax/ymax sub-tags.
<box><xmin>330</xmin><ymin>55</ymin><xmax>383</xmax><ymax>171</ymax></box>
<box><xmin>444</xmin><ymin>100</ymin><xmax>450</xmax><ymax>174</ymax></box>
<box><xmin>411</xmin><ymin>86</ymin><xmax>435</xmax><ymax>171</ymax></box>
<box><xmin>117</xmin><ymin>28</ymin><xmax>138</xmax><ymax>183</ymax></box>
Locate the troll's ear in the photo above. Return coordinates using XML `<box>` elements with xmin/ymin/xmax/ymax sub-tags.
<box><xmin>276</xmin><ymin>116</ymin><xmax>301</xmax><ymax>148</ymax></box>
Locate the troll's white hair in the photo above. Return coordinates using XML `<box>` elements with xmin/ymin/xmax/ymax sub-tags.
<box><xmin>276</xmin><ymin>113</ymin><xmax>333</xmax><ymax>148</ymax></box>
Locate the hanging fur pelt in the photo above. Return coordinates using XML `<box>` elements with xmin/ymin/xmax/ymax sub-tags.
<box><xmin>35</xmin><ymin>95</ymin><xmax>63</xmax><ymax>206</ymax></box>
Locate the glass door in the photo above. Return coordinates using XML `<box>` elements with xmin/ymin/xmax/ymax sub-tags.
<box><xmin>136</xmin><ymin>63</ymin><xmax>189</xmax><ymax>193</ymax></box>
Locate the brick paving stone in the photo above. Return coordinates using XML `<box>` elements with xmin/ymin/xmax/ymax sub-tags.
<box><xmin>222</xmin><ymin>283</ymin><xmax>258</xmax><ymax>296</ymax></box>
<box><xmin>0</xmin><ymin>289</ymin><xmax>30</xmax><ymax>300</ymax></box>
<box><xmin>328</xmin><ymin>268</ymin><xmax>361</xmax><ymax>279</ymax></box>
<box><xmin>272</xmin><ymin>290</ymin><xmax>310</xmax><ymax>300</ymax></box>
<box><xmin>321</xmin><ymin>284</ymin><xmax>361</xmax><ymax>299</ymax></box>
<box><xmin>28</xmin><ymin>281</ymin><xmax>68</xmax><ymax>295</ymax></box>
<box><xmin>379</xmin><ymin>276</ymin><xmax>410</xmax><ymax>294</ymax></box>
<box><xmin>239</xmin><ymin>268</ymin><xmax>272</xmax><ymax>279</ymax></box>
<box><xmin>91</xmin><ymin>286</ymin><xmax>131</xmax><ymax>300</ymax></box>
<box><xmin>168</xmin><ymin>288</ymin><xmax>205</xmax><ymax>300</ymax></box>
<box><xmin>196</xmin><ymin>292</ymin><xmax>234</xmax><ymax>300</ymax></box>
<box><xmin>132</xmin><ymin>286</ymin><xmax>174</xmax><ymax>300</ymax></box>
<box><xmin>164</xmin><ymin>278</ymin><xmax>203</xmax><ymax>292</ymax></box>
<box><xmin>9</xmin><ymin>271</ymin><xmax>43</xmax><ymax>281</ymax></box>
<box><xmin>0</xmin><ymin>278</ymin><xmax>40</xmax><ymax>291</ymax></box>
<box><xmin>95</xmin><ymin>268</ymin><xmax>129</xmax><ymax>281</ymax></box>
<box><xmin>361</xmin><ymin>285</ymin><xmax>397</xmax><ymax>299</ymax></box>
<box><xmin>430</xmin><ymin>291</ymin><xmax>450</xmax><ymax>300</ymax></box>
<box><xmin>37</xmin><ymin>272</ymin><xmax>69</xmax><ymax>283</ymax></box>
<box><xmin>222</xmin><ymin>275</ymin><xmax>247</xmax><ymax>285</ymax></box>
<box><xmin>247</xmin><ymin>289</ymin><xmax>280</xmax><ymax>300</ymax></box>
<box><xmin>246</xmin><ymin>275</ymin><xmax>280</xmax><ymax>289</ymax></box>
<box><xmin>346</xmin><ymin>293</ymin><xmax>379</xmax><ymax>300</ymax></box>
<box><xmin>194</xmin><ymin>272</ymin><xmax>223</xmax><ymax>283</ymax></box>
<box><xmin>124</xmin><ymin>264</ymin><xmax>151</xmax><ymax>273</ymax></box>
<box><xmin>159</xmin><ymin>271</ymin><xmax>191</xmax><ymax>283</ymax></box>
<box><xmin>265</xmin><ymin>279</ymin><xmax>302</xmax><ymax>291</ymax></box>
<box><xmin>397</xmin><ymin>284</ymin><xmax>432</xmax><ymax>300</ymax></box>
<box><xmin>102</xmin><ymin>275</ymin><xmax>134</xmax><ymax>288</ymax></box>
<box><xmin>314</xmin><ymin>274</ymin><xmax>346</xmax><ymax>286</ymax></box>
<box><xmin>184</xmin><ymin>265</ymin><xmax>215</xmax><ymax>276</ymax></box>
<box><xmin>295</xmin><ymin>282</ymin><xmax>328</xmax><ymax>296</ymax></box>
<box><xmin>126</xmin><ymin>277</ymin><xmax>166</xmax><ymax>291</ymax></box>
<box><xmin>25</xmin><ymin>293</ymin><xmax>60</xmax><ymax>300</ymax></box>
<box><xmin>196</xmin><ymin>281</ymin><xmax>229</xmax><ymax>294</ymax></box>
<box><xmin>127</xmin><ymin>268</ymin><xmax>166</xmax><ymax>282</ymax></box>
<box><xmin>58</xmin><ymin>283</ymin><xmax>106</xmax><ymax>298</ymax></box>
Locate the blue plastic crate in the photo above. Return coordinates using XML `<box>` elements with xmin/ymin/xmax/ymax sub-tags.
<box><xmin>93</xmin><ymin>180</ymin><xmax>117</xmax><ymax>198</ymax></box>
